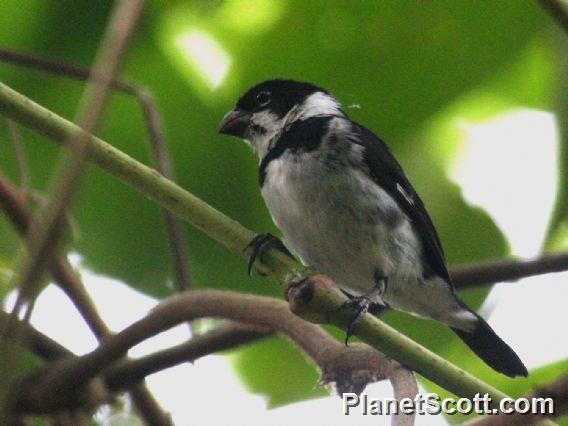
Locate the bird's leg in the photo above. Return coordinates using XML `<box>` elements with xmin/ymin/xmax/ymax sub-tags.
<box><xmin>244</xmin><ymin>233</ymin><xmax>293</xmax><ymax>278</ymax></box>
<box><xmin>341</xmin><ymin>274</ymin><xmax>388</xmax><ymax>345</ymax></box>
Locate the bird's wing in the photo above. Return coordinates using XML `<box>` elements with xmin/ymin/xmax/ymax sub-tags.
<box><xmin>348</xmin><ymin>121</ymin><xmax>452</xmax><ymax>284</ymax></box>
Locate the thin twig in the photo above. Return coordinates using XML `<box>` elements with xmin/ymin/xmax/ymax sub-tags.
<box><xmin>104</xmin><ymin>322</ymin><xmax>271</xmax><ymax>391</ymax></box>
<box><xmin>539</xmin><ymin>0</ymin><xmax>568</xmax><ymax>35</ymax></box>
<box><xmin>0</xmin><ymin>48</ymin><xmax>194</xmax><ymax>300</ymax></box>
<box><xmin>451</xmin><ymin>252</ymin><xmax>568</xmax><ymax>290</ymax></box>
<box><xmin>0</xmin><ymin>0</ymin><xmax>158</xmax><ymax>422</ymax></box>
<box><xmin>0</xmin><ymin>151</ymin><xmax>172</xmax><ymax>423</ymax></box>
<box><xmin>138</xmin><ymin>89</ymin><xmax>193</xmax><ymax>298</ymax></box>
<box><xmin>0</xmin><ymin>48</ymin><xmax>138</xmax><ymax>94</ymax></box>
<box><xmin>5</xmin><ymin>120</ymin><xmax>31</xmax><ymax>192</ymax></box>
<box><xmin>0</xmin><ymin>171</ymin><xmax>111</xmax><ymax>336</ymax></box>
<box><xmin>5</xmin><ymin>0</ymin><xmax>144</xmax><ymax>322</ymax></box>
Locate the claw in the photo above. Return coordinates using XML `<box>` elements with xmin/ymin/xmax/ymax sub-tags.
<box><xmin>341</xmin><ymin>296</ymin><xmax>372</xmax><ymax>345</ymax></box>
<box><xmin>341</xmin><ymin>274</ymin><xmax>388</xmax><ymax>345</ymax></box>
<box><xmin>244</xmin><ymin>233</ymin><xmax>293</xmax><ymax>278</ymax></box>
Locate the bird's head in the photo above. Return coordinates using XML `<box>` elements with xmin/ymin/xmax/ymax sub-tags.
<box><xmin>219</xmin><ymin>79</ymin><xmax>344</xmax><ymax>158</ymax></box>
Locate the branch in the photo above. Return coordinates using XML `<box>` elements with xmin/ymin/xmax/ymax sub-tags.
<box><xmin>138</xmin><ymin>89</ymin><xmax>193</xmax><ymax>297</ymax></box>
<box><xmin>0</xmin><ymin>3</ymin><xmax>175</xmax><ymax>424</ymax></box>
<box><xmin>470</xmin><ymin>371</ymin><xmax>568</xmax><ymax>425</ymax></box>
<box><xmin>1</xmin><ymin>0</ymin><xmax>146</xmax><ymax>415</ymax></box>
<box><xmin>539</xmin><ymin>0</ymin><xmax>568</xmax><ymax>35</ymax></box>
<box><xmin>0</xmin><ymin>48</ymin><xmax>138</xmax><ymax>93</ymax></box>
<box><xmin>0</xmin><ymin>308</ymin><xmax>270</xmax><ymax>418</ymax></box>
<box><xmin>0</xmin><ymin>171</ymin><xmax>172</xmax><ymax>425</ymax></box>
<box><xmin>450</xmin><ymin>253</ymin><xmax>568</xmax><ymax>290</ymax></box>
<box><xmin>105</xmin><ymin>322</ymin><xmax>271</xmax><ymax>391</ymax></box>
<box><xmin>0</xmin><ymin>80</ymin><xmax>517</xmax><ymax>406</ymax></box>
<box><xmin>0</xmin><ymin>172</ymin><xmax>106</xmax><ymax>337</ymax></box>
<box><xmin>0</xmin><ymin>311</ymin><xmax>71</xmax><ymax>361</ymax></box>
<box><xmin>5</xmin><ymin>0</ymin><xmax>144</xmax><ymax>322</ymax></box>
<box><xmin>0</xmin><ymin>307</ymin><xmax>270</xmax><ymax>391</ymax></box>
<box><xmin>4</xmin><ymin>292</ymin><xmax>413</xmax><ymax>419</ymax></box>
<box><xmin>5</xmin><ymin>120</ymin><xmax>31</xmax><ymax>191</ymax></box>
<box><xmin>390</xmin><ymin>367</ymin><xmax>419</xmax><ymax>426</ymax></box>
<box><xmin>0</xmin><ymin>48</ymin><xmax>193</xmax><ymax>298</ymax></box>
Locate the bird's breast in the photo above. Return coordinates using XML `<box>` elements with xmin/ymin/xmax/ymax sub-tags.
<box><xmin>260</xmin><ymin>150</ymin><xmax>423</xmax><ymax>293</ymax></box>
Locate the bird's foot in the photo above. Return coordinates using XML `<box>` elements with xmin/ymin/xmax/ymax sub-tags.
<box><xmin>341</xmin><ymin>295</ymin><xmax>373</xmax><ymax>345</ymax></box>
<box><xmin>244</xmin><ymin>233</ymin><xmax>293</xmax><ymax>278</ymax></box>
<box><xmin>340</xmin><ymin>275</ymin><xmax>387</xmax><ymax>345</ymax></box>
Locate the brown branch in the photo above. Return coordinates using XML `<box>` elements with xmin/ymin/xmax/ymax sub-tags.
<box><xmin>0</xmin><ymin>308</ymin><xmax>270</xmax><ymax>392</ymax></box>
<box><xmin>0</xmin><ymin>310</ymin><xmax>268</xmax><ymax>419</ymax></box>
<box><xmin>0</xmin><ymin>3</ymin><xmax>174</xmax><ymax>425</ymax></box>
<box><xmin>0</xmin><ymin>311</ymin><xmax>71</xmax><ymax>361</ymax></box>
<box><xmin>450</xmin><ymin>253</ymin><xmax>568</xmax><ymax>290</ymax></box>
<box><xmin>0</xmin><ymin>172</ymin><xmax>107</xmax><ymax>337</ymax></box>
<box><xmin>105</xmin><ymin>322</ymin><xmax>271</xmax><ymax>391</ymax></box>
<box><xmin>9</xmin><ymin>289</ymin><xmax>412</xmax><ymax>421</ymax></box>
<box><xmin>539</xmin><ymin>0</ymin><xmax>568</xmax><ymax>36</ymax></box>
<box><xmin>390</xmin><ymin>367</ymin><xmax>419</xmax><ymax>426</ymax></box>
<box><xmin>0</xmin><ymin>49</ymin><xmax>194</xmax><ymax>299</ymax></box>
<box><xmin>4</xmin><ymin>0</ymin><xmax>144</xmax><ymax>331</ymax></box>
<box><xmin>0</xmin><ymin>163</ymin><xmax>172</xmax><ymax>423</ymax></box>
<box><xmin>470</xmin><ymin>371</ymin><xmax>568</xmax><ymax>425</ymax></box>
<box><xmin>0</xmin><ymin>48</ymin><xmax>138</xmax><ymax>94</ymax></box>
<box><xmin>139</xmin><ymin>89</ymin><xmax>193</xmax><ymax>302</ymax></box>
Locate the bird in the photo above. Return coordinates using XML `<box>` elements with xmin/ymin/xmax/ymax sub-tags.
<box><xmin>218</xmin><ymin>79</ymin><xmax>528</xmax><ymax>378</ymax></box>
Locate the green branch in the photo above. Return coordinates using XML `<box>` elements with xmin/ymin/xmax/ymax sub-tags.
<box><xmin>0</xmin><ymin>80</ymin><xmax>511</xmax><ymax>402</ymax></box>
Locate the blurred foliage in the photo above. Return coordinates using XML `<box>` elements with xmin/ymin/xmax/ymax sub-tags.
<box><xmin>0</xmin><ymin>0</ymin><xmax>566</xmax><ymax>413</ymax></box>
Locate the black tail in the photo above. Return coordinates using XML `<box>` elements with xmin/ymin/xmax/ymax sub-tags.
<box><xmin>452</xmin><ymin>314</ymin><xmax>528</xmax><ymax>378</ymax></box>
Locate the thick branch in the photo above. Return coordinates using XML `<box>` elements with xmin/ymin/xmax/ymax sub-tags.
<box><xmin>0</xmin><ymin>81</ymin><xmax>515</xmax><ymax>409</ymax></box>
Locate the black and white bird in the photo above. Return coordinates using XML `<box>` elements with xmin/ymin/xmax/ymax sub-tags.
<box><xmin>219</xmin><ymin>79</ymin><xmax>528</xmax><ymax>378</ymax></box>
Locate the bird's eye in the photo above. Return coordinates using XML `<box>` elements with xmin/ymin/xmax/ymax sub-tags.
<box><xmin>255</xmin><ymin>91</ymin><xmax>271</xmax><ymax>106</ymax></box>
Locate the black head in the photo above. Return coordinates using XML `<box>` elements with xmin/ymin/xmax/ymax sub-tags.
<box><xmin>218</xmin><ymin>79</ymin><xmax>329</xmax><ymax>139</ymax></box>
<box><xmin>236</xmin><ymin>79</ymin><xmax>328</xmax><ymax>118</ymax></box>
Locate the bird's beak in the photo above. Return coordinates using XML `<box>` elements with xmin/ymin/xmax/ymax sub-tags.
<box><xmin>218</xmin><ymin>109</ymin><xmax>251</xmax><ymax>138</ymax></box>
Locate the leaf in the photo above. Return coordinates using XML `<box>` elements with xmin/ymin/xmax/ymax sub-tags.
<box><xmin>231</xmin><ymin>335</ymin><xmax>327</xmax><ymax>408</ymax></box>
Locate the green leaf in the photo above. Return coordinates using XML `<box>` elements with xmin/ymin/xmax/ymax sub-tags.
<box><xmin>231</xmin><ymin>335</ymin><xmax>327</xmax><ymax>408</ymax></box>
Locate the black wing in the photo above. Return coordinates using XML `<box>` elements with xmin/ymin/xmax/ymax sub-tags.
<box><xmin>350</xmin><ymin>122</ymin><xmax>452</xmax><ymax>284</ymax></box>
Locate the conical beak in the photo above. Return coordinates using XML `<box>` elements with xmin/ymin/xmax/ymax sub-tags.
<box><xmin>218</xmin><ymin>109</ymin><xmax>251</xmax><ymax>138</ymax></box>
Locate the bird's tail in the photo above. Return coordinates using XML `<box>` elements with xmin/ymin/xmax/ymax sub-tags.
<box><xmin>451</xmin><ymin>313</ymin><xmax>528</xmax><ymax>378</ymax></box>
